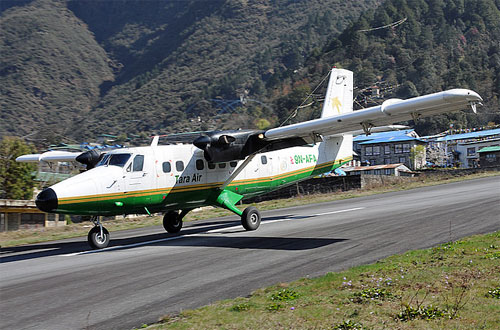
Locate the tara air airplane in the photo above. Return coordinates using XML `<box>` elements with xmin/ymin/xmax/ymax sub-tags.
<box><xmin>17</xmin><ymin>69</ymin><xmax>482</xmax><ymax>249</ymax></box>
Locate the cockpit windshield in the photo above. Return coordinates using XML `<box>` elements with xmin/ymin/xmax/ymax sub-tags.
<box><xmin>97</xmin><ymin>153</ymin><xmax>131</xmax><ymax>167</ymax></box>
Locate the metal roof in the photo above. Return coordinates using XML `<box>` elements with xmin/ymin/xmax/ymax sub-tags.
<box><xmin>478</xmin><ymin>146</ymin><xmax>500</xmax><ymax>153</ymax></box>
<box><xmin>353</xmin><ymin>129</ymin><xmax>415</xmax><ymax>143</ymax></box>
<box><xmin>433</xmin><ymin>128</ymin><xmax>500</xmax><ymax>142</ymax></box>
<box><xmin>358</xmin><ymin>135</ymin><xmax>424</xmax><ymax>145</ymax></box>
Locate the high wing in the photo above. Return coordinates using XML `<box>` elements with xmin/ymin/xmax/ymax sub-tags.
<box><xmin>264</xmin><ymin>88</ymin><xmax>482</xmax><ymax>141</ymax></box>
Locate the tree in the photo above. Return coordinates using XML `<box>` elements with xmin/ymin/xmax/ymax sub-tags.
<box><xmin>0</xmin><ymin>137</ymin><xmax>37</xmax><ymax>200</ymax></box>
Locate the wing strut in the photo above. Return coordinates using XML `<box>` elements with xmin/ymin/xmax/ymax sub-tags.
<box><xmin>219</xmin><ymin>154</ymin><xmax>257</xmax><ymax>191</ymax></box>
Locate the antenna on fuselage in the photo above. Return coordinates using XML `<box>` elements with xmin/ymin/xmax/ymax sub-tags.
<box><xmin>151</xmin><ymin>135</ymin><xmax>159</xmax><ymax>147</ymax></box>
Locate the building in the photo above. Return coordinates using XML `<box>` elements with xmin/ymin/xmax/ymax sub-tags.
<box><xmin>423</xmin><ymin>128</ymin><xmax>500</xmax><ymax>168</ymax></box>
<box><xmin>456</xmin><ymin>138</ymin><xmax>500</xmax><ymax>168</ymax></box>
<box><xmin>353</xmin><ymin>130</ymin><xmax>426</xmax><ymax>170</ymax></box>
<box><xmin>342</xmin><ymin>163</ymin><xmax>416</xmax><ymax>177</ymax></box>
<box><xmin>478</xmin><ymin>146</ymin><xmax>500</xmax><ymax>168</ymax></box>
<box><xmin>0</xmin><ymin>199</ymin><xmax>66</xmax><ymax>231</ymax></box>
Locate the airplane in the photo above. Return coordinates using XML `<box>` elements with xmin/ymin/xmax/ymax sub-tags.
<box><xmin>16</xmin><ymin>68</ymin><xmax>482</xmax><ymax>249</ymax></box>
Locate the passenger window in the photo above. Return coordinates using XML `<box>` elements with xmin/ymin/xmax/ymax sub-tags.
<box><xmin>230</xmin><ymin>161</ymin><xmax>237</xmax><ymax>168</ymax></box>
<box><xmin>162</xmin><ymin>162</ymin><xmax>171</xmax><ymax>173</ymax></box>
<box><xmin>218</xmin><ymin>163</ymin><xmax>226</xmax><ymax>168</ymax></box>
<box><xmin>176</xmin><ymin>161</ymin><xmax>184</xmax><ymax>172</ymax></box>
<box><xmin>208</xmin><ymin>162</ymin><xmax>215</xmax><ymax>169</ymax></box>
<box><xmin>261</xmin><ymin>155</ymin><xmax>267</xmax><ymax>165</ymax></box>
<box><xmin>132</xmin><ymin>155</ymin><xmax>144</xmax><ymax>171</ymax></box>
<box><xmin>196</xmin><ymin>159</ymin><xmax>204</xmax><ymax>170</ymax></box>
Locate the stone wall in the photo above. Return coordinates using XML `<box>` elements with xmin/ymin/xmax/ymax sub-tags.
<box><xmin>243</xmin><ymin>174</ymin><xmax>417</xmax><ymax>203</ymax></box>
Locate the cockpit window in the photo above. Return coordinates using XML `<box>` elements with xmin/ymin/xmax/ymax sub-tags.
<box><xmin>97</xmin><ymin>153</ymin><xmax>131</xmax><ymax>167</ymax></box>
<box><xmin>132</xmin><ymin>155</ymin><xmax>144</xmax><ymax>171</ymax></box>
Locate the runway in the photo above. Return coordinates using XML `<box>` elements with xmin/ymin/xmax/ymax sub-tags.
<box><xmin>1</xmin><ymin>176</ymin><xmax>499</xmax><ymax>330</ymax></box>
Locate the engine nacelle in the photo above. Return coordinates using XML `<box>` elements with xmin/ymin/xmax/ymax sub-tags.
<box><xmin>193</xmin><ymin>130</ymin><xmax>259</xmax><ymax>163</ymax></box>
<box><xmin>193</xmin><ymin>129</ymin><xmax>311</xmax><ymax>163</ymax></box>
<box><xmin>75</xmin><ymin>149</ymin><xmax>104</xmax><ymax>170</ymax></box>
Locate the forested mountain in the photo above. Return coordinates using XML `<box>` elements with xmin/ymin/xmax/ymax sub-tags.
<box><xmin>0</xmin><ymin>0</ymin><xmax>114</xmax><ymax>142</ymax></box>
<box><xmin>1</xmin><ymin>0</ymin><xmax>498</xmax><ymax>143</ymax></box>
<box><xmin>278</xmin><ymin>0</ymin><xmax>500</xmax><ymax>135</ymax></box>
<box><xmin>1</xmin><ymin>0</ymin><xmax>380</xmax><ymax>142</ymax></box>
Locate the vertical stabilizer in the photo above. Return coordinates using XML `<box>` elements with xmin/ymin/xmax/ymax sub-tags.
<box><xmin>320</xmin><ymin>68</ymin><xmax>353</xmax><ymax>118</ymax></box>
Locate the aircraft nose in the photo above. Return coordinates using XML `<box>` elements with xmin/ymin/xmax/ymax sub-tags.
<box><xmin>36</xmin><ymin>188</ymin><xmax>58</xmax><ymax>212</ymax></box>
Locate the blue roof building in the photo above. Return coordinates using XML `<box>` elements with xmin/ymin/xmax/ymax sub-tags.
<box><xmin>353</xmin><ymin>129</ymin><xmax>426</xmax><ymax>170</ymax></box>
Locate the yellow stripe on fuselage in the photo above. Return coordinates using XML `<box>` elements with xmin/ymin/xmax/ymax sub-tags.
<box><xmin>58</xmin><ymin>156</ymin><xmax>352</xmax><ymax>205</ymax></box>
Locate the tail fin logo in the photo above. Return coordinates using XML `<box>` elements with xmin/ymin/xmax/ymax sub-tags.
<box><xmin>332</xmin><ymin>96</ymin><xmax>342</xmax><ymax>114</ymax></box>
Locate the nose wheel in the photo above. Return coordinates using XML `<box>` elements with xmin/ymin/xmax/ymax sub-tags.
<box><xmin>88</xmin><ymin>216</ymin><xmax>110</xmax><ymax>249</ymax></box>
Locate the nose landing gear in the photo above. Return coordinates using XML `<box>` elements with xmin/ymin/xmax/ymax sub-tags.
<box><xmin>88</xmin><ymin>216</ymin><xmax>110</xmax><ymax>249</ymax></box>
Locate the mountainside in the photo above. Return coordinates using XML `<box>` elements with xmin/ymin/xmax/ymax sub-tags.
<box><xmin>1</xmin><ymin>0</ymin><xmax>498</xmax><ymax>143</ymax></box>
<box><xmin>0</xmin><ymin>0</ymin><xmax>115</xmax><ymax>142</ymax></box>
<box><xmin>1</xmin><ymin>0</ymin><xmax>380</xmax><ymax>141</ymax></box>
<box><xmin>281</xmin><ymin>0</ymin><xmax>500</xmax><ymax>135</ymax></box>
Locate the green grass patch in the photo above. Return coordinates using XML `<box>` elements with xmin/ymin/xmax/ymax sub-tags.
<box><xmin>144</xmin><ymin>231</ymin><xmax>500</xmax><ymax>329</ymax></box>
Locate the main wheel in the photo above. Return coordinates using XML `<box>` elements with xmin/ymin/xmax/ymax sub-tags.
<box><xmin>163</xmin><ymin>211</ymin><xmax>183</xmax><ymax>233</ymax></box>
<box><xmin>241</xmin><ymin>206</ymin><xmax>261</xmax><ymax>231</ymax></box>
<box><xmin>88</xmin><ymin>226</ymin><xmax>110</xmax><ymax>249</ymax></box>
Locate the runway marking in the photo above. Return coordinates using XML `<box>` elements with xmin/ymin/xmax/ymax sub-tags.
<box><xmin>313</xmin><ymin>207</ymin><xmax>365</xmax><ymax>217</ymax></box>
<box><xmin>62</xmin><ymin>207</ymin><xmax>365</xmax><ymax>256</ymax></box>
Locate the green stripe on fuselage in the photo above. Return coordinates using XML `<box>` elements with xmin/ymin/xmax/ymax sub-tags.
<box><xmin>53</xmin><ymin>159</ymin><xmax>350</xmax><ymax>216</ymax></box>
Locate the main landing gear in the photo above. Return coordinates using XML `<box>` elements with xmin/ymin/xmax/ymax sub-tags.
<box><xmin>88</xmin><ymin>216</ymin><xmax>110</xmax><ymax>249</ymax></box>
<box><xmin>241</xmin><ymin>206</ymin><xmax>261</xmax><ymax>230</ymax></box>
<box><xmin>163</xmin><ymin>210</ymin><xmax>190</xmax><ymax>233</ymax></box>
<box><xmin>211</xmin><ymin>189</ymin><xmax>262</xmax><ymax>232</ymax></box>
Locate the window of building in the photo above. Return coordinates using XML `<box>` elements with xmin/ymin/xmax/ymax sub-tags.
<box><xmin>403</xmin><ymin>144</ymin><xmax>411</xmax><ymax>153</ymax></box>
<box><xmin>384</xmin><ymin>158</ymin><xmax>391</xmax><ymax>164</ymax></box>
<box><xmin>230</xmin><ymin>161</ymin><xmax>237</xmax><ymax>167</ymax></box>
<box><xmin>384</xmin><ymin>168</ymin><xmax>392</xmax><ymax>175</ymax></box>
<box><xmin>374</xmin><ymin>169</ymin><xmax>381</xmax><ymax>175</ymax></box>
<box><xmin>467</xmin><ymin>147</ymin><xmax>476</xmax><ymax>156</ymax></box>
<box><xmin>208</xmin><ymin>162</ymin><xmax>215</xmax><ymax>169</ymax></box>
<box><xmin>365</xmin><ymin>146</ymin><xmax>373</xmax><ymax>156</ymax></box>
<box><xmin>373</xmin><ymin>146</ymin><xmax>380</xmax><ymax>155</ymax></box>
<box><xmin>196</xmin><ymin>159</ymin><xmax>204</xmax><ymax>170</ymax></box>
<box><xmin>395</xmin><ymin>144</ymin><xmax>402</xmax><ymax>154</ymax></box>
<box><xmin>176</xmin><ymin>160</ymin><xmax>184</xmax><ymax>172</ymax></box>
<box><xmin>132</xmin><ymin>155</ymin><xmax>144</xmax><ymax>171</ymax></box>
<box><xmin>162</xmin><ymin>162</ymin><xmax>171</xmax><ymax>173</ymax></box>
<box><xmin>261</xmin><ymin>155</ymin><xmax>267</xmax><ymax>164</ymax></box>
<box><xmin>384</xmin><ymin>145</ymin><xmax>391</xmax><ymax>154</ymax></box>
<box><xmin>399</xmin><ymin>157</ymin><xmax>406</xmax><ymax>163</ymax></box>
<box><xmin>218</xmin><ymin>163</ymin><xmax>226</xmax><ymax>168</ymax></box>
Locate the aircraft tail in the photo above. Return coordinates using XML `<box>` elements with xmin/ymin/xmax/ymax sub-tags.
<box><xmin>321</xmin><ymin>68</ymin><xmax>353</xmax><ymax>118</ymax></box>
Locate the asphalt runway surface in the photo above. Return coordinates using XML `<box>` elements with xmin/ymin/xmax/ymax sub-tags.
<box><xmin>1</xmin><ymin>176</ymin><xmax>499</xmax><ymax>330</ymax></box>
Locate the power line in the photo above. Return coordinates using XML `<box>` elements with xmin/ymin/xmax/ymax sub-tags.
<box><xmin>358</xmin><ymin>17</ymin><xmax>407</xmax><ymax>33</ymax></box>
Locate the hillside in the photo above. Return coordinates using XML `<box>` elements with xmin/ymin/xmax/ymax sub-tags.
<box><xmin>278</xmin><ymin>0</ymin><xmax>500</xmax><ymax>135</ymax></box>
<box><xmin>0</xmin><ymin>0</ymin><xmax>115</xmax><ymax>142</ymax></box>
<box><xmin>0</xmin><ymin>0</ymin><xmax>380</xmax><ymax>142</ymax></box>
<box><xmin>1</xmin><ymin>0</ymin><xmax>498</xmax><ymax>143</ymax></box>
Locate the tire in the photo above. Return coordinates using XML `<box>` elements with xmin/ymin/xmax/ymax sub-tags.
<box><xmin>88</xmin><ymin>226</ymin><xmax>110</xmax><ymax>249</ymax></box>
<box><xmin>163</xmin><ymin>211</ymin><xmax>183</xmax><ymax>233</ymax></box>
<box><xmin>241</xmin><ymin>206</ymin><xmax>261</xmax><ymax>231</ymax></box>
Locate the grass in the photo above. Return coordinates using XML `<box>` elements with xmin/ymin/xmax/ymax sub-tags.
<box><xmin>144</xmin><ymin>231</ymin><xmax>500</xmax><ymax>330</ymax></box>
<box><xmin>1</xmin><ymin>170</ymin><xmax>498</xmax><ymax>248</ymax></box>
